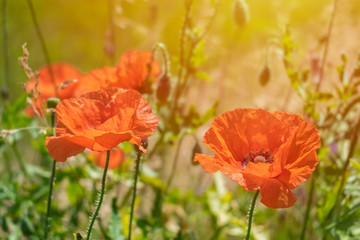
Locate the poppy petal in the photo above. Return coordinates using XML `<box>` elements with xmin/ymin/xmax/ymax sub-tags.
<box><xmin>259</xmin><ymin>178</ymin><xmax>297</xmax><ymax>208</ymax></box>
<box><xmin>271</xmin><ymin>112</ymin><xmax>321</xmax><ymax>167</ymax></box>
<box><xmin>194</xmin><ymin>154</ymin><xmax>220</xmax><ymax>173</ymax></box>
<box><xmin>90</xmin><ymin>147</ymin><xmax>125</xmax><ymax>169</ymax></box>
<box><xmin>75</xmin><ymin>67</ymin><xmax>117</xmax><ymax>96</ymax></box>
<box><xmin>45</xmin><ymin>135</ymin><xmax>87</xmax><ymax>162</ymax></box>
<box><xmin>116</xmin><ymin>50</ymin><xmax>160</xmax><ymax>89</ymax></box>
<box><xmin>94</xmin><ymin>132</ymin><xmax>142</xmax><ymax>152</ymax></box>
<box><xmin>240</xmin><ymin>172</ymin><xmax>266</xmax><ymax>191</ymax></box>
<box><xmin>277</xmin><ymin>151</ymin><xmax>318</xmax><ymax>189</ymax></box>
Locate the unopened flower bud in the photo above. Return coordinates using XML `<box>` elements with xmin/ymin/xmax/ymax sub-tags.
<box><xmin>156</xmin><ymin>74</ymin><xmax>171</xmax><ymax>103</ymax></box>
<box><xmin>233</xmin><ymin>0</ymin><xmax>250</xmax><ymax>28</ymax></box>
<box><xmin>47</xmin><ymin>97</ymin><xmax>60</xmax><ymax>109</ymax></box>
<box><xmin>191</xmin><ymin>142</ymin><xmax>201</xmax><ymax>166</ymax></box>
<box><xmin>1</xmin><ymin>87</ymin><xmax>9</xmax><ymax>101</ymax></box>
<box><xmin>259</xmin><ymin>65</ymin><xmax>270</xmax><ymax>86</ymax></box>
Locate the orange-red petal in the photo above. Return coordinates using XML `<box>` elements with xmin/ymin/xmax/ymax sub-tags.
<box><xmin>115</xmin><ymin>50</ymin><xmax>161</xmax><ymax>90</ymax></box>
<box><xmin>75</xmin><ymin>67</ymin><xmax>117</xmax><ymax>96</ymax></box>
<box><xmin>90</xmin><ymin>147</ymin><xmax>125</xmax><ymax>169</ymax></box>
<box><xmin>259</xmin><ymin>178</ymin><xmax>297</xmax><ymax>208</ymax></box>
<box><xmin>45</xmin><ymin>135</ymin><xmax>87</xmax><ymax>162</ymax></box>
<box><xmin>26</xmin><ymin>63</ymin><xmax>82</xmax><ymax>100</ymax></box>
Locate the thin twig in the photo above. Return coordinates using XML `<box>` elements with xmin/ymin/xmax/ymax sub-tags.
<box><xmin>165</xmin><ymin>136</ymin><xmax>184</xmax><ymax>193</ymax></box>
<box><xmin>26</xmin><ymin>0</ymin><xmax>57</xmax><ymax>95</ymax></box>
<box><xmin>2</xmin><ymin>0</ymin><xmax>10</xmax><ymax>92</ymax></box>
<box><xmin>316</xmin><ymin>0</ymin><xmax>339</xmax><ymax>91</ymax></box>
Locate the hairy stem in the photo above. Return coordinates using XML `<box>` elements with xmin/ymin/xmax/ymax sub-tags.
<box><xmin>246</xmin><ymin>190</ymin><xmax>259</xmax><ymax>240</ymax></box>
<box><xmin>128</xmin><ymin>149</ymin><xmax>142</xmax><ymax>240</ymax></box>
<box><xmin>86</xmin><ymin>150</ymin><xmax>111</xmax><ymax>240</ymax></box>
<box><xmin>44</xmin><ymin>159</ymin><xmax>56</xmax><ymax>239</ymax></box>
<box><xmin>44</xmin><ymin>111</ymin><xmax>57</xmax><ymax>239</ymax></box>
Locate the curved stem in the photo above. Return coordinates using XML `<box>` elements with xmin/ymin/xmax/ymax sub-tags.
<box><xmin>128</xmin><ymin>150</ymin><xmax>142</xmax><ymax>240</ymax></box>
<box><xmin>316</xmin><ymin>0</ymin><xmax>339</xmax><ymax>91</ymax></box>
<box><xmin>26</xmin><ymin>0</ymin><xmax>57</xmax><ymax>94</ymax></box>
<box><xmin>44</xmin><ymin>112</ymin><xmax>57</xmax><ymax>239</ymax></box>
<box><xmin>165</xmin><ymin>136</ymin><xmax>184</xmax><ymax>193</ymax></box>
<box><xmin>2</xmin><ymin>0</ymin><xmax>10</xmax><ymax>91</ymax></box>
<box><xmin>86</xmin><ymin>150</ymin><xmax>111</xmax><ymax>240</ymax></box>
<box><xmin>300</xmin><ymin>174</ymin><xmax>316</xmax><ymax>240</ymax></box>
<box><xmin>245</xmin><ymin>190</ymin><xmax>259</xmax><ymax>240</ymax></box>
<box><xmin>323</xmin><ymin>115</ymin><xmax>360</xmax><ymax>237</ymax></box>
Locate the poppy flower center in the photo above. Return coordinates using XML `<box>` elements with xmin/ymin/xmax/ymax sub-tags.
<box><xmin>242</xmin><ymin>150</ymin><xmax>274</xmax><ymax>168</ymax></box>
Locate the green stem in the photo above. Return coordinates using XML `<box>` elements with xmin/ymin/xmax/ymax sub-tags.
<box><xmin>245</xmin><ymin>190</ymin><xmax>259</xmax><ymax>240</ymax></box>
<box><xmin>44</xmin><ymin>159</ymin><xmax>56</xmax><ymax>240</ymax></box>
<box><xmin>44</xmin><ymin>111</ymin><xmax>57</xmax><ymax>239</ymax></box>
<box><xmin>26</xmin><ymin>0</ymin><xmax>57</xmax><ymax>93</ymax></box>
<box><xmin>165</xmin><ymin>136</ymin><xmax>184</xmax><ymax>193</ymax></box>
<box><xmin>316</xmin><ymin>0</ymin><xmax>339</xmax><ymax>91</ymax></box>
<box><xmin>106</xmin><ymin>0</ymin><xmax>116</xmax><ymax>65</ymax></box>
<box><xmin>86</xmin><ymin>150</ymin><xmax>111</xmax><ymax>240</ymax></box>
<box><xmin>300</xmin><ymin>174</ymin><xmax>316</xmax><ymax>240</ymax></box>
<box><xmin>128</xmin><ymin>149</ymin><xmax>142</xmax><ymax>240</ymax></box>
<box><xmin>10</xmin><ymin>142</ymin><xmax>30</xmax><ymax>179</ymax></box>
<box><xmin>2</xmin><ymin>0</ymin><xmax>10</xmax><ymax>91</ymax></box>
<box><xmin>323</xmin><ymin>115</ymin><xmax>360</xmax><ymax>239</ymax></box>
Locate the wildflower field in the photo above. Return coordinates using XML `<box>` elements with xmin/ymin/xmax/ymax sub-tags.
<box><xmin>1</xmin><ymin>0</ymin><xmax>360</xmax><ymax>239</ymax></box>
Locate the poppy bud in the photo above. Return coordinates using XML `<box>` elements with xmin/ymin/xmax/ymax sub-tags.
<box><xmin>46</xmin><ymin>97</ymin><xmax>60</xmax><ymax>109</ymax></box>
<box><xmin>1</xmin><ymin>87</ymin><xmax>9</xmax><ymax>101</ymax></box>
<box><xmin>141</xmin><ymin>138</ymin><xmax>149</xmax><ymax>150</ymax></box>
<box><xmin>259</xmin><ymin>65</ymin><xmax>270</xmax><ymax>86</ymax></box>
<box><xmin>233</xmin><ymin>0</ymin><xmax>250</xmax><ymax>28</ymax></box>
<box><xmin>156</xmin><ymin>74</ymin><xmax>171</xmax><ymax>103</ymax></box>
<box><xmin>191</xmin><ymin>141</ymin><xmax>201</xmax><ymax>166</ymax></box>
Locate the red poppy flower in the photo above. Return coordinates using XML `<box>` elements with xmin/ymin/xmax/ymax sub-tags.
<box><xmin>115</xmin><ymin>50</ymin><xmax>160</xmax><ymax>90</ymax></box>
<box><xmin>194</xmin><ymin>108</ymin><xmax>321</xmax><ymax>208</ymax></box>
<box><xmin>26</xmin><ymin>63</ymin><xmax>82</xmax><ymax>115</ymax></box>
<box><xmin>45</xmin><ymin>88</ymin><xmax>158</xmax><ymax>162</ymax></box>
<box><xmin>88</xmin><ymin>147</ymin><xmax>125</xmax><ymax>169</ymax></box>
<box><xmin>74</xmin><ymin>67</ymin><xmax>117</xmax><ymax>96</ymax></box>
<box><xmin>76</xmin><ymin>50</ymin><xmax>160</xmax><ymax>96</ymax></box>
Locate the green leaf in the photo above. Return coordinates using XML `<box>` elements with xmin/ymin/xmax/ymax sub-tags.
<box><xmin>66</xmin><ymin>182</ymin><xmax>84</xmax><ymax>205</ymax></box>
<box><xmin>109</xmin><ymin>198</ymin><xmax>125</xmax><ymax>240</ymax></box>
<box><xmin>194</xmin><ymin>71</ymin><xmax>211</xmax><ymax>82</ymax></box>
<box><xmin>190</xmin><ymin>40</ymin><xmax>207</xmax><ymax>68</ymax></box>
<box><xmin>350</xmin><ymin>159</ymin><xmax>360</xmax><ymax>174</ymax></box>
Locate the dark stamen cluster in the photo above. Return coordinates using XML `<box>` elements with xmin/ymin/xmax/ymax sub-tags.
<box><xmin>242</xmin><ymin>150</ymin><xmax>274</xmax><ymax>168</ymax></box>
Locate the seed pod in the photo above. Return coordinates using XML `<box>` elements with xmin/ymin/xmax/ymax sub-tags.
<box><xmin>259</xmin><ymin>65</ymin><xmax>270</xmax><ymax>86</ymax></box>
<box><xmin>156</xmin><ymin>74</ymin><xmax>170</xmax><ymax>103</ymax></box>
<box><xmin>233</xmin><ymin>0</ymin><xmax>250</xmax><ymax>28</ymax></box>
<box><xmin>47</xmin><ymin>97</ymin><xmax>60</xmax><ymax>109</ymax></box>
